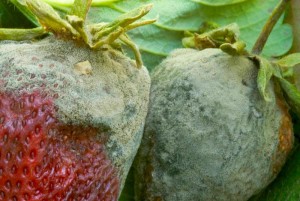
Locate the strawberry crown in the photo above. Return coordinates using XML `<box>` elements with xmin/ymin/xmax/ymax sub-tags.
<box><xmin>181</xmin><ymin>0</ymin><xmax>300</xmax><ymax>118</ymax></box>
<box><xmin>1</xmin><ymin>0</ymin><xmax>155</xmax><ymax>68</ymax></box>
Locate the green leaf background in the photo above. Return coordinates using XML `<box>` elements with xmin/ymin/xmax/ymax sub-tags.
<box><xmin>0</xmin><ymin>0</ymin><xmax>298</xmax><ymax>200</ymax></box>
<box><xmin>0</xmin><ymin>0</ymin><xmax>34</xmax><ymax>28</ymax></box>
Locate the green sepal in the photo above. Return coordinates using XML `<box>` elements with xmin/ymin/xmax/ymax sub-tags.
<box><xmin>0</xmin><ymin>27</ymin><xmax>47</xmax><ymax>40</ymax></box>
<box><xmin>274</xmin><ymin>53</ymin><xmax>300</xmax><ymax>80</ymax></box>
<box><xmin>254</xmin><ymin>56</ymin><xmax>275</xmax><ymax>102</ymax></box>
<box><xmin>276</xmin><ymin>53</ymin><xmax>300</xmax><ymax>68</ymax></box>
<box><xmin>253</xmin><ymin>54</ymin><xmax>300</xmax><ymax>117</ymax></box>
<box><xmin>26</xmin><ymin>0</ymin><xmax>80</xmax><ymax>38</ymax></box>
<box><xmin>220</xmin><ymin>40</ymin><xmax>246</xmax><ymax>56</ymax></box>
<box><xmin>88</xmin><ymin>4</ymin><xmax>155</xmax><ymax>68</ymax></box>
<box><xmin>182</xmin><ymin>23</ymin><xmax>246</xmax><ymax>55</ymax></box>
<box><xmin>277</xmin><ymin>77</ymin><xmax>300</xmax><ymax>117</ymax></box>
<box><xmin>92</xmin><ymin>4</ymin><xmax>153</xmax><ymax>42</ymax></box>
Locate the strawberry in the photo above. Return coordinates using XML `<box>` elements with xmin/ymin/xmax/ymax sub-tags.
<box><xmin>0</xmin><ymin>91</ymin><xmax>119</xmax><ymax>200</ymax></box>
<box><xmin>134</xmin><ymin>19</ymin><xmax>296</xmax><ymax>201</ymax></box>
<box><xmin>134</xmin><ymin>48</ymin><xmax>294</xmax><ymax>201</ymax></box>
<box><xmin>0</xmin><ymin>0</ymin><xmax>154</xmax><ymax>200</ymax></box>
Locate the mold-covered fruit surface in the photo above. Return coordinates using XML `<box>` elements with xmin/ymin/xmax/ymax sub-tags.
<box><xmin>134</xmin><ymin>48</ymin><xmax>293</xmax><ymax>201</ymax></box>
<box><xmin>0</xmin><ymin>36</ymin><xmax>150</xmax><ymax>200</ymax></box>
<box><xmin>0</xmin><ymin>91</ymin><xmax>119</xmax><ymax>200</ymax></box>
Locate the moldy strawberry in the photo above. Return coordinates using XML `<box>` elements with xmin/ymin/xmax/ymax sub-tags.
<box><xmin>0</xmin><ymin>91</ymin><xmax>119</xmax><ymax>200</ymax></box>
<box><xmin>0</xmin><ymin>0</ymin><xmax>154</xmax><ymax>200</ymax></box>
<box><xmin>134</xmin><ymin>0</ymin><xmax>300</xmax><ymax>200</ymax></box>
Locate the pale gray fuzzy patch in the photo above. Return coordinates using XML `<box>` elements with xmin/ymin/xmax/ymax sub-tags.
<box><xmin>135</xmin><ymin>48</ymin><xmax>286</xmax><ymax>201</ymax></box>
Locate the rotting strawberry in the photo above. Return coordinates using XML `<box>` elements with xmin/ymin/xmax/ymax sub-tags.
<box><xmin>134</xmin><ymin>1</ymin><xmax>300</xmax><ymax>201</ymax></box>
<box><xmin>134</xmin><ymin>47</ymin><xmax>294</xmax><ymax>201</ymax></box>
<box><xmin>0</xmin><ymin>0</ymin><xmax>154</xmax><ymax>200</ymax></box>
<box><xmin>0</xmin><ymin>91</ymin><xmax>119</xmax><ymax>200</ymax></box>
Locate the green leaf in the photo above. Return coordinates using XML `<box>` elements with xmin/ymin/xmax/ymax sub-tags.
<box><xmin>126</xmin><ymin>24</ymin><xmax>183</xmax><ymax>56</ymax></box>
<box><xmin>193</xmin><ymin>0</ymin><xmax>248</xmax><ymax>6</ymax></box>
<box><xmin>250</xmin><ymin>142</ymin><xmax>300</xmax><ymax>201</ymax></box>
<box><xmin>278</xmin><ymin>78</ymin><xmax>300</xmax><ymax>117</ymax></box>
<box><xmin>241</xmin><ymin>23</ymin><xmax>293</xmax><ymax>57</ymax></box>
<box><xmin>256</xmin><ymin>56</ymin><xmax>275</xmax><ymax>102</ymax></box>
<box><xmin>277</xmin><ymin>53</ymin><xmax>300</xmax><ymax>68</ymax></box>
<box><xmin>112</xmin><ymin>0</ymin><xmax>287</xmax><ymax>34</ymax></box>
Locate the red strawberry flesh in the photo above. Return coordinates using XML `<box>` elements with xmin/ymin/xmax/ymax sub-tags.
<box><xmin>0</xmin><ymin>91</ymin><xmax>119</xmax><ymax>201</ymax></box>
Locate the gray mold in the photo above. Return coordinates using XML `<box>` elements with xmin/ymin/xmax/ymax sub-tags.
<box><xmin>0</xmin><ymin>36</ymin><xmax>151</xmax><ymax>193</ymax></box>
<box><xmin>135</xmin><ymin>48</ymin><xmax>290</xmax><ymax>201</ymax></box>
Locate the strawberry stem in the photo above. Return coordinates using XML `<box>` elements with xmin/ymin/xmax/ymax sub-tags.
<box><xmin>251</xmin><ymin>0</ymin><xmax>291</xmax><ymax>55</ymax></box>
<box><xmin>69</xmin><ymin>0</ymin><xmax>92</xmax><ymax>20</ymax></box>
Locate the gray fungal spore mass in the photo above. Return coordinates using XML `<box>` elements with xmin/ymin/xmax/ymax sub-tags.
<box><xmin>134</xmin><ymin>48</ymin><xmax>293</xmax><ymax>201</ymax></box>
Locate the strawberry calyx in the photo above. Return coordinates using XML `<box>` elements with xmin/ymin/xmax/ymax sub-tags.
<box><xmin>182</xmin><ymin>23</ymin><xmax>247</xmax><ymax>56</ymax></box>
<box><xmin>1</xmin><ymin>0</ymin><xmax>156</xmax><ymax>68</ymax></box>
<box><xmin>181</xmin><ymin>0</ymin><xmax>300</xmax><ymax>119</ymax></box>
